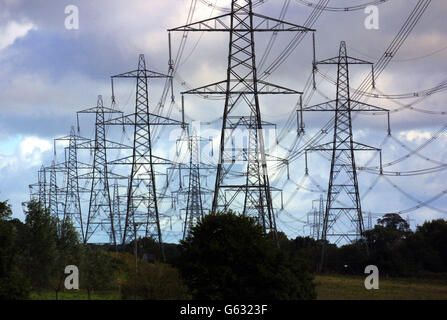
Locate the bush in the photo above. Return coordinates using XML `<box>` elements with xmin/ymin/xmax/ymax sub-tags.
<box><xmin>110</xmin><ymin>252</ymin><xmax>190</xmax><ymax>300</ymax></box>
<box><xmin>176</xmin><ymin>211</ymin><xmax>316</xmax><ymax>300</ymax></box>
<box><xmin>0</xmin><ymin>273</ymin><xmax>30</xmax><ymax>300</ymax></box>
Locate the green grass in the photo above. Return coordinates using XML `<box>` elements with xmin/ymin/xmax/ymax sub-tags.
<box><xmin>30</xmin><ymin>290</ymin><xmax>121</xmax><ymax>300</ymax></box>
<box><xmin>315</xmin><ymin>274</ymin><xmax>447</xmax><ymax>300</ymax></box>
<box><xmin>30</xmin><ymin>275</ymin><xmax>447</xmax><ymax>300</ymax></box>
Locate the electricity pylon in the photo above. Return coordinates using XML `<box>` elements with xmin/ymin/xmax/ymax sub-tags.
<box><xmin>104</xmin><ymin>54</ymin><xmax>184</xmax><ymax>260</ymax></box>
<box><xmin>308</xmin><ymin>195</ymin><xmax>324</xmax><ymax>240</ymax></box>
<box><xmin>170</xmin><ymin>0</ymin><xmax>313</xmax><ymax>233</ymax></box>
<box><xmin>28</xmin><ymin>165</ymin><xmax>48</xmax><ymax>207</ymax></box>
<box><xmin>111</xmin><ymin>179</ymin><xmax>125</xmax><ymax>244</ymax></box>
<box><xmin>54</xmin><ymin>127</ymin><xmax>93</xmax><ymax>242</ymax></box>
<box><xmin>302</xmin><ymin>41</ymin><xmax>390</xmax><ymax>271</ymax></box>
<box><xmin>47</xmin><ymin>160</ymin><xmax>68</xmax><ymax>219</ymax></box>
<box><xmin>76</xmin><ymin>95</ymin><xmax>125</xmax><ymax>245</ymax></box>
<box><xmin>63</xmin><ymin>126</ymin><xmax>85</xmax><ymax>240</ymax></box>
<box><xmin>48</xmin><ymin>161</ymin><xmax>58</xmax><ymax>217</ymax></box>
<box><xmin>173</xmin><ymin>123</ymin><xmax>214</xmax><ymax>239</ymax></box>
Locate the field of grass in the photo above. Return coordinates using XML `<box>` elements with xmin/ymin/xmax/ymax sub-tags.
<box><xmin>30</xmin><ymin>290</ymin><xmax>121</xmax><ymax>300</ymax></box>
<box><xmin>315</xmin><ymin>274</ymin><xmax>447</xmax><ymax>300</ymax></box>
<box><xmin>30</xmin><ymin>275</ymin><xmax>447</xmax><ymax>300</ymax></box>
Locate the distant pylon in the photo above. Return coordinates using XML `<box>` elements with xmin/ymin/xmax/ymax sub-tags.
<box><xmin>112</xmin><ymin>179</ymin><xmax>124</xmax><ymax>244</ymax></box>
<box><xmin>170</xmin><ymin>0</ymin><xmax>313</xmax><ymax>234</ymax></box>
<box><xmin>38</xmin><ymin>165</ymin><xmax>47</xmax><ymax>209</ymax></box>
<box><xmin>77</xmin><ymin>96</ymin><xmax>121</xmax><ymax>245</ymax></box>
<box><xmin>178</xmin><ymin>125</ymin><xmax>214</xmax><ymax>239</ymax></box>
<box><xmin>302</xmin><ymin>41</ymin><xmax>391</xmax><ymax>271</ymax></box>
<box><xmin>104</xmin><ymin>54</ymin><xmax>184</xmax><ymax>260</ymax></box>
<box><xmin>48</xmin><ymin>161</ymin><xmax>60</xmax><ymax>218</ymax></box>
<box><xmin>64</xmin><ymin>126</ymin><xmax>84</xmax><ymax>240</ymax></box>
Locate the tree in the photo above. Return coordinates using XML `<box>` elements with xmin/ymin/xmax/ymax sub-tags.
<box><xmin>409</xmin><ymin>219</ymin><xmax>447</xmax><ymax>273</ymax></box>
<box><xmin>51</xmin><ymin>218</ymin><xmax>82</xmax><ymax>299</ymax></box>
<box><xmin>0</xmin><ymin>200</ymin><xmax>12</xmax><ymax>220</ymax></box>
<box><xmin>0</xmin><ymin>201</ymin><xmax>30</xmax><ymax>299</ymax></box>
<box><xmin>80</xmin><ymin>247</ymin><xmax>114</xmax><ymax>299</ymax></box>
<box><xmin>176</xmin><ymin>211</ymin><xmax>316</xmax><ymax>300</ymax></box>
<box><xmin>22</xmin><ymin>200</ymin><xmax>59</xmax><ymax>292</ymax></box>
<box><xmin>109</xmin><ymin>252</ymin><xmax>190</xmax><ymax>300</ymax></box>
<box><xmin>377</xmin><ymin>213</ymin><xmax>411</xmax><ymax>233</ymax></box>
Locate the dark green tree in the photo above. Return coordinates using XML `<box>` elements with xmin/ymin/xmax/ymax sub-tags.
<box><xmin>21</xmin><ymin>200</ymin><xmax>59</xmax><ymax>292</ymax></box>
<box><xmin>80</xmin><ymin>247</ymin><xmax>114</xmax><ymax>299</ymax></box>
<box><xmin>176</xmin><ymin>211</ymin><xmax>316</xmax><ymax>300</ymax></box>
<box><xmin>51</xmin><ymin>218</ymin><xmax>82</xmax><ymax>299</ymax></box>
<box><xmin>406</xmin><ymin>219</ymin><xmax>447</xmax><ymax>273</ymax></box>
<box><xmin>377</xmin><ymin>213</ymin><xmax>411</xmax><ymax>233</ymax></box>
<box><xmin>0</xmin><ymin>201</ymin><xmax>30</xmax><ymax>299</ymax></box>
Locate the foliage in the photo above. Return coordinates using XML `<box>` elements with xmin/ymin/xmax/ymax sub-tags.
<box><xmin>0</xmin><ymin>201</ymin><xmax>30</xmax><ymax>299</ymax></box>
<box><xmin>51</xmin><ymin>218</ymin><xmax>82</xmax><ymax>299</ymax></box>
<box><xmin>80</xmin><ymin>247</ymin><xmax>115</xmax><ymax>299</ymax></box>
<box><xmin>377</xmin><ymin>213</ymin><xmax>411</xmax><ymax>234</ymax></box>
<box><xmin>21</xmin><ymin>200</ymin><xmax>59</xmax><ymax>291</ymax></box>
<box><xmin>0</xmin><ymin>201</ymin><xmax>12</xmax><ymax>220</ymax></box>
<box><xmin>122</xmin><ymin>237</ymin><xmax>180</xmax><ymax>264</ymax></box>
<box><xmin>0</xmin><ymin>272</ymin><xmax>30</xmax><ymax>300</ymax></box>
<box><xmin>176</xmin><ymin>211</ymin><xmax>316</xmax><ymax>300</ymax></box>
<box><xmin>109</xmin><ymin>252</ymin><xmax>190</xmax><ymax>300</ymax></box>
<box><xmin>288</xmin><ymin>218</ymin><xmax>447</xmax><ymax>278</ymax></box>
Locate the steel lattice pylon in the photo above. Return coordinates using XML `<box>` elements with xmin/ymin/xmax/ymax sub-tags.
<box><xmin>175</xmin><ymin>125</ymin><xmax>214</xmax><ymax>240</ymax></box>
<box><xmin>77</xmin><ymin>96</ymin><xmax>122</xmax><ymax>245</ymax></box>
<box><xmin>184</xmin><ymin>129</ymin><xmax>205</xmax><ymax>239</ymax></box>
<box><xmin>111</xmin><ymin>179</ymin><xmax>124</xmax><ymax>244</ymax></box>
<box><xmin>105</xmin><ymin>54</ymin><xmax>183</xmax><ymax>259</ymax></box>
<box><xmin>170</xmin><ymin>0</ymin><xmax>313</xmax><ymax>234</ymax></box>
<box><xmin>48</xmin><ymin>161</ymin><xmax>58</xmax><ymax>217</ymax></box>
<box><xmin>64</xmin><ymin>126</ymin><xmax>85</xmax><ymax>241</ymax></box>
<box><xmin>303</xmin><ymin>41</ymin><xmax>390</xmax><ymax>271</ymax></box>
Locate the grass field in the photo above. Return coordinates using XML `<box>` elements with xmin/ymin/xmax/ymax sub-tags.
<box><xmin>315</xmin><ymin>274</ymin><xmax>447</xmax><ymax>300</ymax></box>
<box><xmin>30</xmin><ymin>290</ymin><xmax>121</xmax><ymax>300</ymax></box>
<box><xmin>30</xmin><ymin>275</ymin><xmax>447</xmax><ymax>300</ymax></box>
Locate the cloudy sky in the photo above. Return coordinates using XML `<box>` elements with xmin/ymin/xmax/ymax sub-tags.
<box><xmin>1</xmin><ymin>0</ymin><xmax>447</xmax><ymax>242</ymax></box>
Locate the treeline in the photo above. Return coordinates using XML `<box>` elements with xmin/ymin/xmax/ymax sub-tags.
<box><xmin>282</xmin><ymin>214</ymin><xmax>447</xmax><ymax>278</ymax></box>
<box><xmin>2</xmin><ymin>200</ymin><xmax>446</xmax><ymax>300</ymax></box>
<box><xmin>0</xmin><ymin>200</ymin><xmax>189</xmax><ymax>300</ymax></box>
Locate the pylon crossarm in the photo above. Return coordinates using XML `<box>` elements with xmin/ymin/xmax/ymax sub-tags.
<box><xmin>46</xmin><ymin>161</ymin><xmax>68</xmax><ymax>171</ymax></box>
<box><xmin>348</xmin><ymin>141</ymin><xmax>381</xmax><ymax>151</ymax></box>
<box><xmin>75</xmin><ymin>139</ymin><xmax>132</xmax><ymax>150</ymax></box>
<box><xmin>77</xmin><ymin>106</ymin><xmax>122</xmax><ymax>114</ymax></box>
<box><xmin>307</xmin><ymin>141</ymin><xmax>380</xmax><ymax>151</ymax></box>
<box><xmin>350</xmin><ymin>100</ymin><xmax>389</xmax><ymax>112</ymax></box>
<box><xmin>169</xmin><ymin>12</ymin><xmax>314</xmax><ymax>32</ymax></box>
<box><xmin>303</xmin><ymin>99</ymin><xmax>388</xmax><ymax>113</ymax></box>
<box><xmin>226</xmin><ymin>116</ymin><xmax>276</xmax><ymax>128</ymax></box>
<box><xmin>316</xmin><ymin>56</ymin><xmax>373</xmax><ymax>65</ymax></box>
<box><xmin>265</xmin><ymin>153</ymin><xmax>288</xmax><ymax>163</ymax></box>
<box><xmin>258</xmin><ymin>80</ymin><xmax>303</xmax><ymax>94</ymax></box>
<box><xmin>104</xmin><ymin>113</ymin><xmax>184</xmax><ymax>126</ymax></box>
<box><xmin>54</xmin><ymin>134</ymin><xmax>91</xmax><ymax>143</ymax></box>
<box><xmin>182</xmin><ymin>79</ymin><xmax>301</xmax><ymax>95</ymax></box>
<box><xmin>303</xmin><ymin>100</ymin><xmax>337</xmax><ymax>111</ymax></box>
<box><xmin>112</xmin><ymin>69</ymin><xmax>171</xmax><ymax>79</ymax></box>
<box><xmin>108</xmin><ymin>154</ymin><xmax>173</xmax><ymax>166</ymax></box>
<box><xmin>251</xmin><ymin>13</ymin><xmax>315</xmax><ymax>32</ymax></box>
<box><xmin>169</xmin><ymin>13</ymin><xmax>232</xmax><ymax>32</ymax></box>
<box><xmin>72</xmin><ymin>160</ymin><xmax>93</xmax><ymax>169</ymax></box>
<box><xmin>78</xmin><ymin>171</ymin><xmax>128</xmax><ymax>180</ymax></box>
